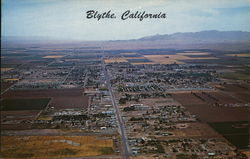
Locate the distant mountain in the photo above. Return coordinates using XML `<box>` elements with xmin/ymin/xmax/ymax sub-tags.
<box><xmin>2</xmin><ymin>31</ymin><xmax>250</xmax><ymax>51</ymax></box>
<box><xmin>1</xmin><ymin>36</ymin><xmax>61</xmax><ymax>43</ymax></box>
<box><xmin>138</xmin><ymin>30</ymin><xmax>250</xmax><ymax>43</ymax></box>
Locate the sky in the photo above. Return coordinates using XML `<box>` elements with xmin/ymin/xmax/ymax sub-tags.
<box><xmin>2</xmin><ymin>0</ymin><xmax>250</xmax><ymax>40</ymax></box>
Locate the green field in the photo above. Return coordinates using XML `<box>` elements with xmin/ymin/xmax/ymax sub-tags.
<box><xmin>0</xmin><ymin>98</ymin><xmax>51</xmax><ymax>111</ymax></box>
<box><xmin>219</xmin><ymin>72</ymin><xmax>250</xmax><ymax>80</ymax></box>
<box><xmin>209</xmin><ymin>121</ymin><xmax>249</xmax><ymax>149</ymax></box>
<box><xmin>127</xmin><ymin>58</ymin><xmax>152</xmax><ymax>63</ymax></box>
<box><xmin>48</xmin><ymin>62</ymin><xmax>75</xmax><ymax>67</ymax></box>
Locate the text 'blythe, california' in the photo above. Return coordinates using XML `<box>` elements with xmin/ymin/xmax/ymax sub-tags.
<box><xmin>86</xmin><ymin>10</ymin><xmax>167</xmax><ymax>21</ymax></box>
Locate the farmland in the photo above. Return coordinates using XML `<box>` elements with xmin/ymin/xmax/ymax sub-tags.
<box><xmin>104</xmin><ymin>58</ymin><xmax>128</xmax><ymax>63</ymax></box>
<box><xmin>1</xmin><ymin>44</ymin><xmax>249</xmax><ymax>159</ymax></box>
<box><xmin>50</xmin><ymin>96</ymin><xmax>89</xmax><ymax>110</ymax></box>
<box><xmin>219</xmin><ymin>72</ymin><xmax>250</xmax><ymax>80</ymax></box>
<box><xmin>1</xmin><ymin>67</ymin><xmax>14</xmax><ymax>72</ymax></box>
<box><xmin>209</xmin><ymin>121</ymin><xmax>249</xmax><ymax>149</ymax></box>
<box><xmin>43</xmin><ymin>55</ymin><xmax>64</xmax><ymax>58</ymax></box>
<box><xmin>127</xmin><ymin>58</ymin><xmax>152</xmax><ymax>64</ymax></box>
<box><xmin>2</xmin><ymin>88</ymin><xmax>84</xmax><ymax>98</ymax></box>
<box><xmin>172</xmin><ymin>92</ymin><xmax>250</xmax><ymax>122</ymax></box>
<box><xmin>226</xmin><ymin>53</ymin><xmax>250</xmax><ymax>57</ymax></box>
<box><xmin>0</xmin><ymin>98</ymin><xmax>50</xmax><ymax>111</ymax></box>
<box><xmin>143</xmin><ymin>52</ymin><xmax>218</xmax><ymax>64</ymax></box>
<box><xmin>1</xmin><ymin>110</ymin><xmax>41</xmax><ymax>130</ymax></box>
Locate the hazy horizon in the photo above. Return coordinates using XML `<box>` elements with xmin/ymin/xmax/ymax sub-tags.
<box><xmin>2</xmin><ymin>30</ymin><xmax>250</xmax><ymax>42</ymax></box>
<box><xmin>2</xmin><ymin>0</ymin><xmax>250</xmax><ymax>40</ymax></box>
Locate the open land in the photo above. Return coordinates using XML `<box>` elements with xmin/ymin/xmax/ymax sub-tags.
<box><xmin>1</xmin><ymin>136</ymin><xmax>114</xmax><ymax>158</ymax></box>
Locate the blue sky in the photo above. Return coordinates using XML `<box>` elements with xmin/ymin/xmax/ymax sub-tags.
<box><xmin>2</xmin><ymin>0</ymin><xmax>250</xmax><ymax>40</ymax></box>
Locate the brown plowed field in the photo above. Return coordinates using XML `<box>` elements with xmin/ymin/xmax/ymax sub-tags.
<box><xmin>183</xmin><ymin>104</ymin><xmax>250</xmax><ymax>122</ymax></box>
<box><xmin>172</xmin><ymin>92</ymin><xmax>250</xmax><ymax>122</ymax></box>
<box><xmin>1</xmin><ymin>110</ymin><xmax>41</xmax><ymax>130</ymax></box>
<box><xmin>50</xmin><ymin>96</ymin><xmax>89</xmax><ymax>110</ymax></box>
<box><xmin>2</xmin><ymin>88</ymin><xmax>84</xmax><ymax>98</ymax></box>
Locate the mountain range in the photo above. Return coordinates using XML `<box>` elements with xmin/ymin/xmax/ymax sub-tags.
<box><xmin>137</xmin><ymin>30</ymin><xmax>250</xmax><ymax>43</ymax></box>
<box><xmin>2</xmin><ymin>30</ymin><xmax>250</xmax><ymax>51</ymax></box>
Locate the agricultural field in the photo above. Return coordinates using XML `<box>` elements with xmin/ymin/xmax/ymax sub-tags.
<box><xmin>2</xmin><ymin>88</ymin><xmax>84</xmax><ymax>98</ymax></box>
<box><xmin>172</xmin><ymin>90</ymin><xmax>248</xmax><ymax>106</ymax></box>
<box><xmin>230</xmin><ymin>92</ymin><xmax>250</xmax><ymax>103</ymax></box>
<box><xmin>127</xmin><ymin>58</ymin><xmax>152</xmax><ymax>64</ymax></box>
<box><xmin>1</xmin><ymin>67</ymin><xmax>14</xmax><ymax>72</ymax></box>
<box><xmin>226</xmin><ymin>53</ymin><xmax>250</xmax><ymax>57</ymax></box>
<box><xmin>218</xmin><ymin>83</ymin><xmax>250</xmax><ymax>92</ymax></box>
<box><xmin>1</xmin><ymin>81</ymin><xmax>15</xmax><ymax>93</ymax></box>
<box><xmin>1</xmin><ymin>110</ymin><xmax>41</xmax><ymax>130</ymax></box>
<box><xmin>1</xmin><ymin>44</ymin><xmax>250</xmax><ymax>159</ymax></box>
<box><xmin>219</xmin><ymin>72</ymin><xmax>250</xmax><ymax>80</ymax></box>
<box><xmin>143</xmin><ymin>55</ymin><xmax>184</xmax><ymax>64</ymax></box>
<box><xmin>177</xmin><ymin>52</ymin><xmax>210</xmax><ymax>55</ymax></box>
<box><xmin>48</xmin><ymin>62</ymin><xmax>75</xmax><ymax>67</ymax></box>
<box><xmin>209</xmin><ymin>121</ymin><xmax>249</xmax><ymax>149</ymax></box>
<box><xmin>215</xmin><ymin>83</ymin><xmax>250</xmax><ymax>103</ymax></box>
<box><xmin>0</xmin><ymin>136</ymin><xmax>115</xmax><ymax>158</ymax></box>
<box><xmin>172</xmin><ymin>92</ymin><xmax>207</xmax><ymax>105</ymax></box>
<box><xmin>143</xmin><ymin>52</ymin><xmax>218</xmax><ymax>64</ymax></box>
<box><xmin>0</xmin><ymin>98</ymin><xmax>50</xmax><ymax>111</ymax></box>
<box><xmin>172</xmin><ymin>92</ymin><xmax>250</xmax><ymax>122</ymax></box>
<box><xmin>104</xmin><ymin>58</ymin><xmax>128</xmax><ymax>63</ymax></box>
<box><xmin>182</xmin><ymin>104</ymin><xmax>249</xmax><ymax>122</ymax></box>
<box><xmin>3</xmin><ymin>78</ymin><xmax>19</xmax><ymax>82</ymax></box>
<box><xmin>43</xmin><ymin>55</ymin><xmax>64</xmax><ymax>58</ymax></box>
<box><xmin>1</xmin><ymin>110</ymin><xmax>40</xmax><ymax>121</ymax></box>
<box><xmin>50</xmin><ymin>96</ymin><xmax>89</xmax><ymax>110</ymax></box>
<box><xmin>120</xmin><ymin>52</ymin><xmax>138</xmax><ymax>55</ymax></box>
<box><xmin>168</xmin><ymin>122</ymin><xmax>220</xmax><ymax>138</ymax></box>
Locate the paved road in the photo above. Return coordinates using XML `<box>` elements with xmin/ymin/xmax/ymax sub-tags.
<box><xmin>102</xmin><ymin>57</ymin><xmax>130</xmax><ymax>159</ymax></box>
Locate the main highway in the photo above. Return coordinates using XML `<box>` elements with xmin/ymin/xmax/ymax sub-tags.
<box><xmin>102</xmin><ymin>57</ymin><xmax>130</xmax><ymax>159</ymax></box>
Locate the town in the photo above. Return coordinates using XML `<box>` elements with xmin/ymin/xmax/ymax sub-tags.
<box><xmin>1</xmin><ymin>46</ymin><xmax>249</xmax><ymax>159</ymax></box>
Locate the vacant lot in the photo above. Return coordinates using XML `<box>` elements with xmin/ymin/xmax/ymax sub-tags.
<box><xmin>0</xmin><ymin>98</ymin><xmax>50</xmax><ymax>111</ymax></box>
<box><xmin>1</xmin><ymin>136</ymin><xmax>114</xmax><ymax>158</ymax></box>
<box><xmin>168</xmin><ymin>122</ymin><xmax>221</xmax><ymax>138</ymax></box>
<box><xmin>209</xmin><ymin>121</ymin><xmax>249</xmax><ymax>149</ymax></box>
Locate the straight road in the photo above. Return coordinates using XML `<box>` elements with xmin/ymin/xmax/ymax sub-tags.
<box><xmin>101</xmin><ymin>57</ymin><xmax>130</xmax><ymax>159</ymax></box>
